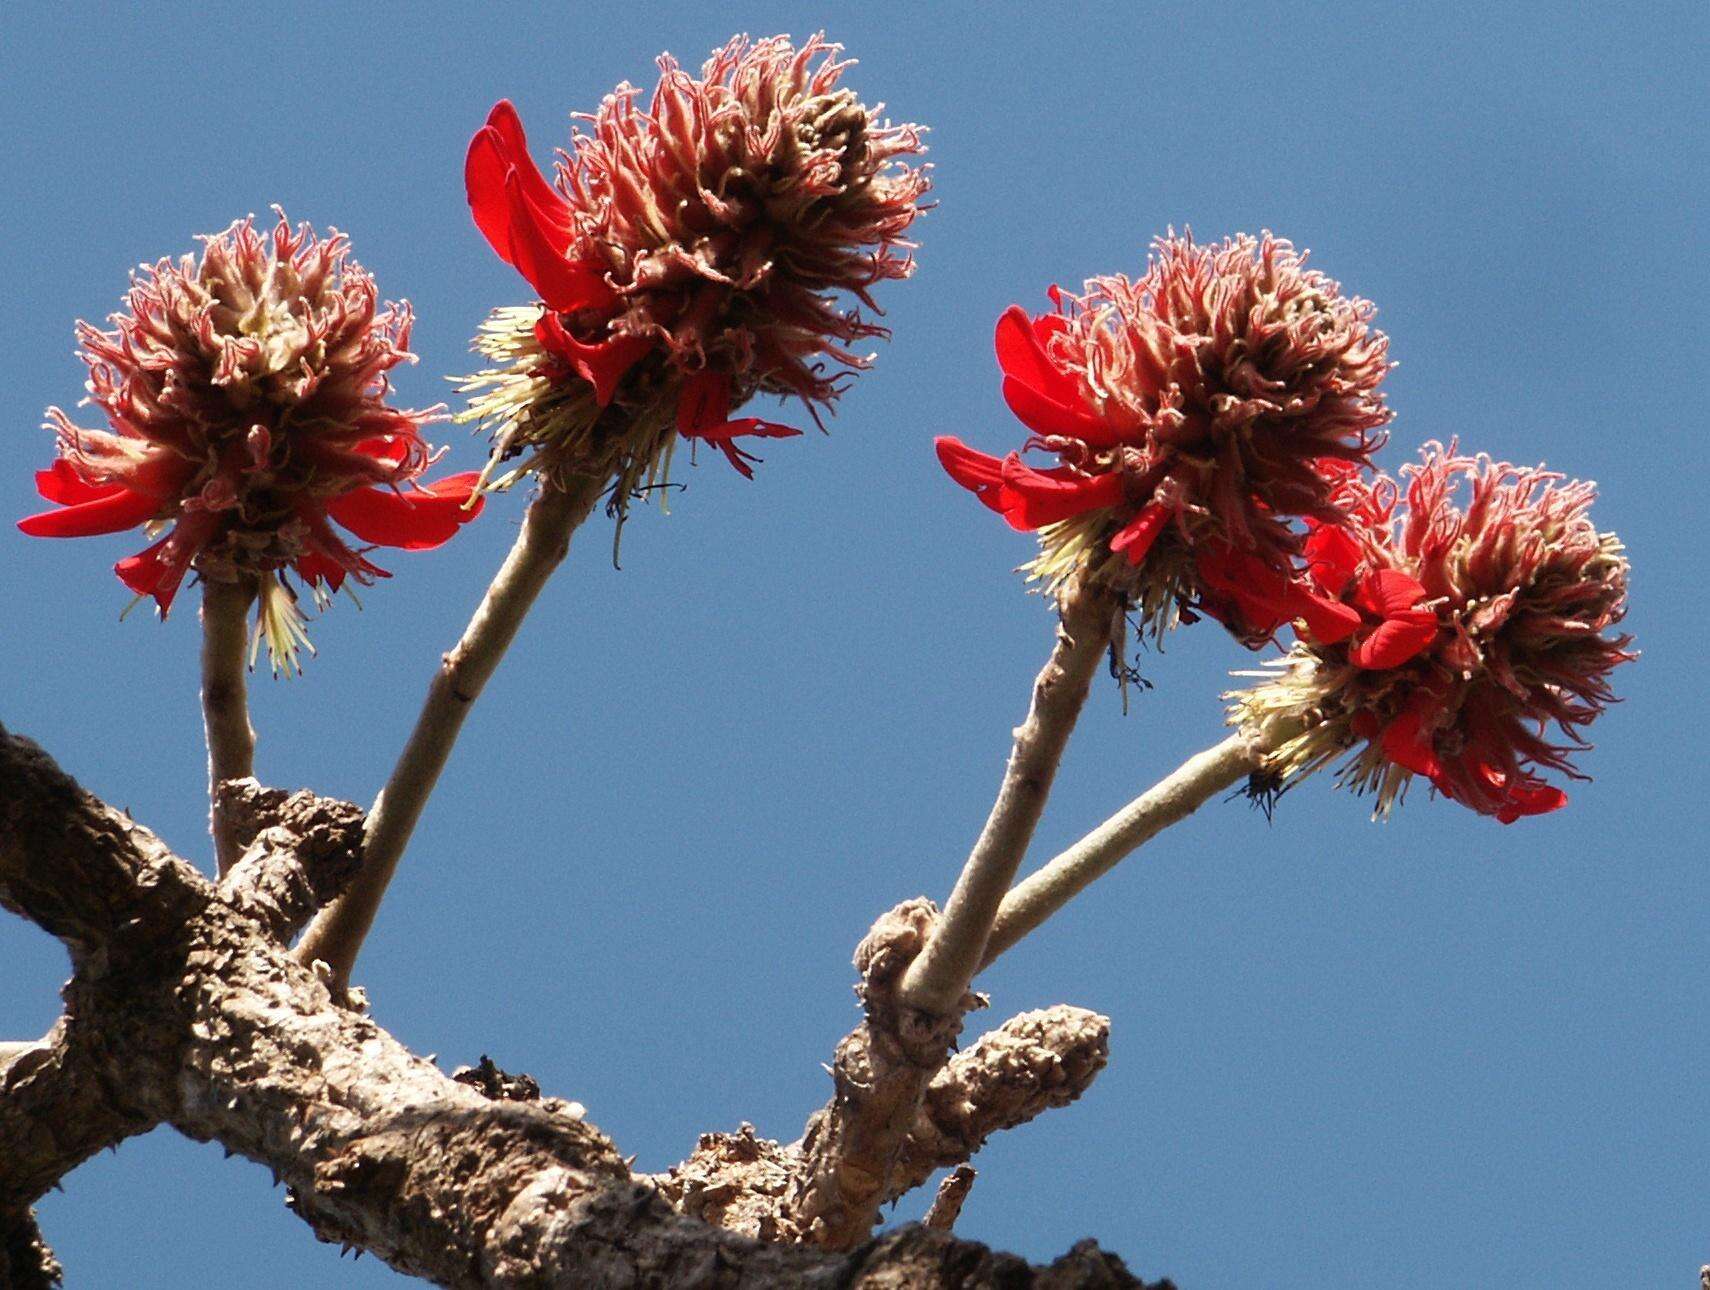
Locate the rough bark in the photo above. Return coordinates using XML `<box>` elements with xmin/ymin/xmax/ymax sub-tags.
<box><xmin>0</xmin><ymin>725</ymin><xmax>1165</xmax><ymax>1288</ymax></box>
<box><xmin>2</xmin><ymin>1206</ymin><xmax>63</xmax><ymax>1290</ymax></box>
<box><xmin>782</xmin><ymin>899</ymin><xmax>982</xmax><ymax>1250</ymax></box>
<box><xmin>922</xmin><ymin>1166</ymin><xmax>976</xmax><ymax>1231</ymax></box>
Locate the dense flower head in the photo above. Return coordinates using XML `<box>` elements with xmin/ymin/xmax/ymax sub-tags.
<box><xmin>1231</xmin><ymin>443</ymin><xmax>1633</xmax><ymax>822</ymax></box>
<box><xmin>937</xmin><ymin>232</ymin><xmax>1392</xmax><ymax>642</ymax></box>
<box><xmin>459</xmin><ymin>32</ymin><xmax>930</xmax><ymax>504</ymax></box>
<box><xmin>18</xmin><ymin>210</ymin><xmax>483</xmax><ymax>670</ymax></box>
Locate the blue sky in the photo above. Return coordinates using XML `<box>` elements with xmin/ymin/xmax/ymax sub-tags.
<box><xmin>1</xmin><ymin>3</ymin><xmax>1704</xmax><ymax>1286</ymax></box>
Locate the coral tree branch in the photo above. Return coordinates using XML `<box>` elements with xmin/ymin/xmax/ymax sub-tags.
<box><xmin>0</xmin><ymin>724</ymin><xmax>1160</xmax><ymax>1287</ymax></box>
<box><xmin>296</xmin><ymin>473</ymin><xmax>605</xmax><ymax>991</ymax></box>
<box><xmin>982</xmin><ymin>732</ymin><xmax>1261</xmax><ymax>967</ymax></box>
<box><xmin>201</xmin><ymin>575</ymin><xmax>258</xmax><ymax>876</ymax></box>
<box><xmin>901</xmin><ymin>579</ymin><xmax>1120</xmax><ymax>1016</ymax></box>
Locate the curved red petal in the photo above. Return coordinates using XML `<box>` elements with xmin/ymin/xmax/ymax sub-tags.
<box><xmin>35</xmin><ymin>460</ymin><xmax>125</xmax><ymax>506</ymax></box>
<box><xmin>294</xmin><ymin>552</ymin><xmax>348</xmax><ymax>593</ymax></box>
<box><xmin>1292</xmin><ymin>587</ymin><xmax>1363</xmax><ymax>645</ymax></box>
<box><xmin>1380</xmin><ymin>705</ymin><xmax>1442</xmax><ymax>778</ymax></box>
<box><xmin>1355</xmin><ymin>567</ymin><xmax>1431</xmax><ymax>618</ymax></box>
<box><xmin>1349</xmin><ymin>616</ymin><xmax>1438</xmax><ymax>670</ymax></box>
<box><xmin>1109</xmin><ymin>502</ymin><xmax>1169</xmax><ymax>566</ymax></box>
<box><xmin>534</xmin><ymin>314</ymin><xmax>652</xmax><ymax>407</ymax></box>
<box><xmin>997</xmin><ymin>457</ymin><xmax>1125</xmax><ymax>528</ymax></box>
<box><xmin>1302</xmin><ymin>522</ymin><xmax>1362</xmax><ymax>596</ymax></box>
<box><xmin>466</xmin><ymin>126</ymin><xmax>518</xmax><ymax>268</ymax></box>
<box><xmin>503</xmin><ymin>169</ymin><xmax>617</xmax><ymax>313</ymax></box>
<box><xmin>994</xmin><ymin>306</ymin><xmax>1125</xmax><ymax>447</ymax></box>
<box><xmin>483</xmin><ymin>101</ymin><xmax>574</xmax><ymax>247</ymax></box>
<box><xmin>678</xmin><ymin>371</ymin><xmax>733</xmax><ymax>436</ymax></box>
<box><xmin>18</xmin><ymin>487</ymin><xmax>161</xmax><ymax>538</ymax></box>
<box><xmin>326</xmin><ymin>480</ymin><xmax>484</xmax><ymax>552</ymax></box>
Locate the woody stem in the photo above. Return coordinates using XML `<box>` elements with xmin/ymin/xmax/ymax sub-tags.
<box><xmin>295</xmin><ymin>473</ymin><xmax>606</xmax><ymax>991</ymax></box>
<box><xmin>979</xmin><ymin>729</ymin><xmax>1269</xmax><ymax>968</ymax></box>
<box><xmin>201</xmin><ymin>574</ymin><xmax>257</xmax><ymax>877</ymax></box>
<box><xmin>897</xmin><ymin>578</ymin><xmax>1119</xmax><ymax>1015</ymax></box>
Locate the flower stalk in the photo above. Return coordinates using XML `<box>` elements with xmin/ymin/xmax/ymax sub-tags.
<box><xmin>898</xmin><ymin>579</ymin><xmax>1119</xmax><ymax>1015</ymax></box>
<box><xmin>295</xmin><ymin>473</ymin><xmax>605</xmax><ymax>988</ymax></box>
<box><xmin>201</xmin><ymin>575</ymin><xmax>257</xmax><ymax>875</ymax></box>
<box><xmin>979</xmin><ymin>731</ymin><xmax>1265</xmax><ymax>968</ymax></box>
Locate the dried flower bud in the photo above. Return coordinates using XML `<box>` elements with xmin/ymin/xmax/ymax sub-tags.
<box><xmin>938</xmin><ymin>232</ymin><xmax>1391</xmax><ymax>643</ymax></box>
<box><xmin>1231</xmin><ymin>443</ymin><xmax>1633</xmax><ymax>821</ymax></box>
<box><xmin>458</xmin><ymin>32</ymin><xmax>929</xmax><ymax>507</ymax></box>
<box><xmin>17</xmin><ymin>210</ymin><xmax>483</xmax><ymax>671</ymax></box>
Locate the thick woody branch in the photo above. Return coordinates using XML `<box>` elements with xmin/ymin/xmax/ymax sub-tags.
<box><xmin>0</xmin><ymin>1017</ymin><xmax>154</xmax><ymax>1212</ymax></box>
<box><xmin>885</xmin><ymin>1005</ymin><xmax>1111</xmax><ymax>1203</ymax></box>
<box><xmin>782</xmin><ymin>900</ymin><xmax>981</xmax><ymax>1249</ymax></box>
<box><xmin>201</xmin><ymin>575</ymin><xmax>257</xmax><ymax>876</ymax></box>
<box><xmin>0</xmin><ymin>726</ymin><xmax>1162</xmax><ymax>1288</ymax></box>
<box><xmin>214</xmin><ymin>779</ymin><xmax>365</xmax><ymax>943</ymax></box>
<box><xmin>296</xmin><ymin>473</ymin><xmax>606</xmax><ymax>992</ymax></box>
<box><xmin>0</xmin><ymin>723</ymin><xmax>203</xmax><ymax>957</ymax></box>
<box><xmin>2</xmin><ymin>1206</ymin><xmax>63</xmax><ymax>1290</ymax></box>
<box><xmin>922</xmin><ymin>1166</ymin><xmax>975</xmax><ymax>1231</ymax></box>
<box><xmin>981</xmin><ymin>732</ymin><xmax>1262</xmax><ymax>968</ymax></box>
<box><xmin>900</xmin><ymin>580</ymin><xmax>1119</xmax><ymax>1016</ymax></box>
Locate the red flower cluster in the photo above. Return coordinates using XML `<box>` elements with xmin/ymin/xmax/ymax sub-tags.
<box><xmin>1233</xmin><ymin>444</ymin><xmax>1632</xmax><ymax>822</ymax></box>
<box><xmin>937</xmin><ymin>233</ymin><xmax>1391</xmax><ymax>641</ymax></box>
<box><xmin>18</xmin><ymin>212</ymin><xmax>482</xmax><ymax>666</ymax></box>
<box><xmin>460</xmin><ymin>33</ymin><xmax>929</xmax><ymax>499</ymax></box>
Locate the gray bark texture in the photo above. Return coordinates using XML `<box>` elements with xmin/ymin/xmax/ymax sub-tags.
<box><xmin>0</xmin><ymin>724</ymin><xmax>1170</xmax><ymax>1288</ymax></box>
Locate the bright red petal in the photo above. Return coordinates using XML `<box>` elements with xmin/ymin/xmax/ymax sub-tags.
<box><xmin>994</xmin><ymin>306</ymin><xmax>1124</xmax><ymax>447</ymax></box>
<box><xmin>1350</xmin><ymin>615</ymin><xmax>1438</xmax><ymax>670</ymax></box>
<box><xmin>1291</xmin><ymin>587</ymin><xmax>1363</xmax><ymax>645</ymax></box>
<box><xmin>1380</xmin><ymin>704</ymin><xmax>1442</xmax><ymax>778</ymax></box>
<box><xmin>35</xmin><ymin>460</ymin><xmax>125</xmax><ymax>506</ymax></box>
<box><xmin>503</xmin><ymin>169</ymin><xmax>616</xmax><ymax>313</ymax></box>
<box><xmin>483</xmin><ymin>101</ymin><xmax>574</xmax><ymax>248</ymax></box>
<box><xmin>18</xmin><ymin>487</ymin><xmax>161</xmax><ymax>538</ymax></box>
<box><xmin>678</xmin><ymin>371</ymin><xmax>732</xmax><ymax>436</ymax></box>
<box><xmin>294</xmin><ymin>551</ymin><xmax>348</xmax><ymax>593</ymax></box>
<box><xmin>1355</xmin><ymin>567</ymin><xmax>1431</xmax><ymax>618</ymax></box>
<box><xmin>997</xmin><ymin>456</ymin><xmax>1125</xmax><ymax>529</ymax></box>
<box><xmin>1109</xmin><ymin>502</ymin><xmax>1169</xmax><ymax>566</ymax></box>
<box><xmin>1303</xmin><ymin>522</ymin><xmax>1362</xmax><ymax>596</ymax></box>
<box><xmin>936</xmin><ymin>437</ymin><xmax>1011</xmax><ymax>517</ymax></box>
<box><xmin>326</xmin><ymin>477</ymin><xmax>485</xmax><ymax>552</ymax></box>
<box><xmin>534</xmin><ymin>314</ymin><xmax>652</xmax><ymax>407</ymax></box>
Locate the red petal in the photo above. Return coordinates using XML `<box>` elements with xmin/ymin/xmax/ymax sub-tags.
<box><xmin>35</xmin><ymin>460</ymin><xmax>125</xmax><ymax>506</ymax></box>
<box><xmin>997</xmin><ymin>456</ymin><xmax>1125</xmax><ymax>528</ymax></box>
<box><xmin>467</xmin><ymin>102</ymin><xmax>576</xmax><ymax>268</ymax></box>
<box><xmin>936</xmin><ymin>437</ymin><xmax>1019</xmax><ymax>521</ymax></box>
<box><xmin>503</xmin><ymin>169</ymin><xmax>616</xmax><ymax>313</ymax></box>
<box><xmin>1349</xmin><ymin>616</ymin><xmax>1438</xmax><ymax>670</ymax></box>
<box><xmin>1303</xmin><ymin>522</ymin><xmax>1362</xmax><ymax>596</ymax></box>
<box><xmin>18</xmin><ymin>487</ymin><xmax>161</xmax><ymax>538</ymax></box>
<box><xmin>114</xmin><ymin>530</ymin><xmax>196</xmax><ymax>616</ymax></box>
<box><xmin>534</xmin><ymin>314</ymin><xmax>652</xmax><ymax>407</ymax></box>
<box><xmin>994</xmin><ymin>306</ymin><xmax>1124</xmax><ymax>447</ymax></box>
<box><xmin>294</xmin><ymin>552</ymin><xmax>347</xmax><ymax>592</ymax></box>
<box><xmin>326</xmin><ymin>477</ymin><xmax>485</xmax><ymax>552</ymax></box>
<box><xmin>1354</xmin><ymin>567</ymin><xmax>1431</xmax><ymax>618</ymax></box>
<box><xmin>678</xmin><ymin>371</ymin><xmax>732</xmax><ymax>436</ymax></box>
<box><xmin>1291</xmin><ymin>587</ymin><xmax>1363</xmax><ymax>645</ymax></box>
<box><xmin>1108</xmin><ymin>502</ymin><xmax>1169</xmax><ymax>566</ymax></box>
<box><xmin>1380</xmin><ymin>704</ymin><xmax>1442</xmax><ymax>778</ymax></box>
<box><xmin>482</xmin><ymin>101</ymin><xmax>574</xmax><ymax>248</ymax></box>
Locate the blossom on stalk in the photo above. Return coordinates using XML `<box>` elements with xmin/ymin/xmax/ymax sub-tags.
<box><xmin>17</xmin><ymin>211</ymin><xmax>483</xmax><ymax>670</ymax></box>
<box><xmin>936</xmin><ymin>233</ymin><xmax>1392</xmax><ymax>642</ymax></box>
<box><xmin>458</xmin><ymin>32</ymin><xmax>929</xmax><ymax>508</ymax></box>
<box><xmin>1230</xmin><ymin>443</ymin><xmax>1633</xmax><ymax>822</ymax></box>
